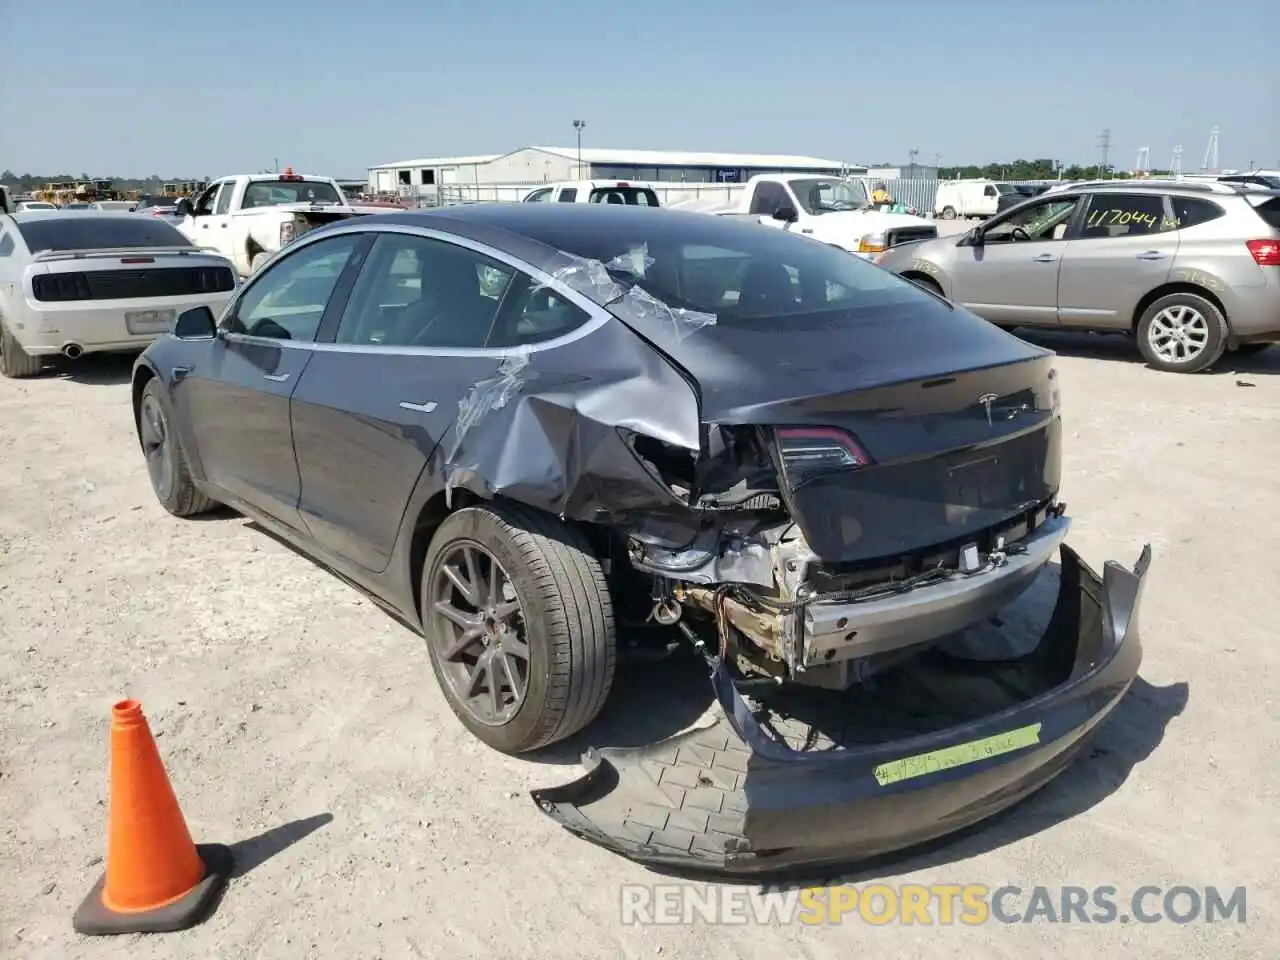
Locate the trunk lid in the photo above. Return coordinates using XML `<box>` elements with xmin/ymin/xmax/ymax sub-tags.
<box><xmin>621</xmin><ymin>293</ymin><xmax>1061</xmax><ymax>564</ymax></box>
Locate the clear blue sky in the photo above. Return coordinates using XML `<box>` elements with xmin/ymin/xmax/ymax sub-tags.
<box><xmin>1</xmin><ymin>0</ymin><xmax>1275</xmax><ymax>177</ymax></box>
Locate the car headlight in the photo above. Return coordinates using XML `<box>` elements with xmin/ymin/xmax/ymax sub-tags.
<box><xmin>857</xmin><ymin>232</ymin><xmax>887</xmax><ymax>254</ymax></box>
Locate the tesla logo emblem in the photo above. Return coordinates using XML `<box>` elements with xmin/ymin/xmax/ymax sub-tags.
<box><xmin>977</xmin><ymin>393</ymin><xmax>998</xmax><ymax>425</ymax></box>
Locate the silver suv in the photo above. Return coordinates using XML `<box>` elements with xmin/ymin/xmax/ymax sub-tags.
<box><xmin>876</xmin><ymin>179</ymin><xmax>1280</xmax><ymax>373</ymax></box>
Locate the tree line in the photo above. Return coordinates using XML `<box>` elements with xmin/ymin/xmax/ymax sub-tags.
<box><xmin>934</xmin><ymin>159</ymin><xmax>1170</xmax><ymax>181</ymax></box>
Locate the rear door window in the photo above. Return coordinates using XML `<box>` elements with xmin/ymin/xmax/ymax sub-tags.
<box><xmin>1079</xmin><ymin>193</ymin><xmax>1170</xmax><ymax>238</ymax></box>
<box><xmin>748</xmin><ymin>182</ymin><xmax>789</xmax><ymax>215</ymax></box>
<box><xmin>334</xmin><ymin>233</ymin><xmax>514</xmax><ymax>349</ymax></box>
<box><xmin>557</xmin><ymin>188</ymin><xmax>578</xmax><ymax>202</ymax></box>
<box><xmin>587</xmin><ymin>186</ymin><xmax>659</xmax><ymax>206</ymax></box>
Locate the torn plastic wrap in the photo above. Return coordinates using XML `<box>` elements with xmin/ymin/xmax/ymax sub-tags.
<box><xmin>534</xmin><ymin>251</ymin><xmax>718</xmax><ymax>344</ymax></box>
<box><xmin>443</xmin><ymin>352</ymin><xmax>535</xmax><ymax>508</ymax></box>
<box><xmin>531</xmin><ymin>543</ymin><xmax>1151</xmax><ymax>877</ymax></box>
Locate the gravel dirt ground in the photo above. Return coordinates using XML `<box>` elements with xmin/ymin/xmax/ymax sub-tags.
<box><xmin>2</xmin><ymin>336</ymin><xmax>1277</xmax><ymax>959</ymax></box>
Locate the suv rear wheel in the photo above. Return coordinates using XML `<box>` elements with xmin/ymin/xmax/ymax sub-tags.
<box><xmin>1135</xmin><ymin>292</ymin><xmax>1227</xmax><ymax>374</ymax></box>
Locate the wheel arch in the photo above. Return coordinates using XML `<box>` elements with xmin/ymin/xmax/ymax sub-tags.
<box><xmin>130</xmin><ymin>360</ymin><xmax>158</xmax><ymax>444</ymax></box>
<box><xmin>900</xmin><ymin>269</ymin><xmax>943</xmax><ymax>291</ymax></box>
<box><xmin>407</xmin><ymin>487</ymin><xmax>481</xmax><ymax>626</ymax></box>
<box><xmin>1131</xmin><ymin>282</ymin><xmax>1228</xmax><ymax>334</ymax></box>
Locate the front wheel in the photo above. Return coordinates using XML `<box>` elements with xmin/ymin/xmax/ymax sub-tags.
<box><xmin>1135</xmin><ymin>292</ymin><xmax>1227</xmax><ymax>373</ymax></box>
<box><xmin>421</xmin><ymin>502</ymin><xmax>616</xmax><ymax>754</ymax></box>
<box><xmin>138</xmin><ymin>378</ymin><xmax>218</xmax><ymax>516</ymax></box>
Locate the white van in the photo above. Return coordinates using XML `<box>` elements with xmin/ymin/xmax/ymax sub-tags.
<box><xmin>933</xmin><ymin>179</ymin><xmax>1021</xmax><ymax>220</ymax></box>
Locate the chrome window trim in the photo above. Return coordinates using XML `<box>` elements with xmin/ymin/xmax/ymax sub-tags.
<box><xmin>220</xmin><ymin>220</ymin><xmax>615</xmax><ymax>357</ymax></box>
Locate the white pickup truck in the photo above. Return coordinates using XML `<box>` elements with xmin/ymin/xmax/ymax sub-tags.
<box><xmin>716</xmin><ymin>173</ymin><xmax>938</xmax><ymax>258</ymax></box>
<box><xmin>521</xmin><ymin>180</ymin><xmax>661</xmax><ymax>205</ymax></box>
<box><xmin>174</xmin><ymin>170</ymin><xmax>391</xmax><ymax>276</ymax></box>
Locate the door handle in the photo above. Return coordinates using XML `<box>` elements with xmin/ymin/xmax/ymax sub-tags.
<box><xmin>399</xmin><ymin>401</ymin><xmax>438</xmax><ymax>413</ymax></box>
<box><xmin>200</xmin><ymin>223</ymin><xmax>208</xmax><ymax>229</ymax></box>
<box><xmin>262</xmin><ymin>373</ymin><xmax>290</xmax><ymax>382</ymax></box>
<box><xmin>1136</xmin><ymin>250</ymin><xmax>1167</xmax><ymax>260</ymax></box>
<box><xmin>1031</xmin><ymin>253</ymin><xmax>1057</xmax><ymax>262</ymax></box>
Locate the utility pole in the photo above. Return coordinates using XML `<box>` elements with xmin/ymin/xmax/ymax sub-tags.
<box><xmin>907</xmin><ymin>148</ymin><xmax>918</xmax><ymax>177</ymax></box>
<box><xmin>1171</xmin><ymin>145</ymin><xmax>1184</xmax><ymax>178</ymax></box>
<box><xmin>572</xmin><ymin>120</ymin><xmax>586</xmax><ymax>178</ymax></box>
<box><xmin>1097</xmin><ymin>128</ymin><xmax>1111</xmax><ymax>179</ymax></box>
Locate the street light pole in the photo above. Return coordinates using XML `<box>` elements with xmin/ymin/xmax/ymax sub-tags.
<box><xmin>573</xmin><ymin>120</ymin><xmax>586</xmax><ymax>178</ymax></box>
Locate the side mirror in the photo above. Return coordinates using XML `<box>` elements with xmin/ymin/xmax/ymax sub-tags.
<box><xmin>772</xmin><ymin>206</ymin><xmax>799</xmax><ymax>224</ymax></box>
<box><xmin>173</xmin><ymin>306</ymin><xmax>217</xmax><ymax>340</ymax></box>
<box><xmin>961</xmin><ymin>226</ymin><xmax>984</xmax><ymax>247</ymax></box>
<box><xmin>174</xmin><ymin>197</ymin><xmax>194</xmax><ymax>218</ymax></box>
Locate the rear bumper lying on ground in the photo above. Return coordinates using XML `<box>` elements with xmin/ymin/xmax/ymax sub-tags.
<box><xmin>532</xmin><ymin>542</ymin><xmax>1149</xmax><ymax>877</ymax></box>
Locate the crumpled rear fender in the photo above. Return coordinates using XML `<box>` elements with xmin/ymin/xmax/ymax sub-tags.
<box><xmin>438</xmin><ymin>294</ymin><xmax>705</xmax><ymax>524</ymax></box>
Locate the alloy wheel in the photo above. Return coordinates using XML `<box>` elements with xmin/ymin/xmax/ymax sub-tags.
<box><xmin>1147</xmin><ymin>305</ymin><xmax>1209</xmax><ymax>364</ymax></box>
<box><xmin>429</xmin><ymin>542</ymin><xmax>530</xmax><ymax>726</ymax></box>
<box><xmin>139</xmin><ymin>394</ymin><xmax>176</xmax><ymax>502</ymax></box>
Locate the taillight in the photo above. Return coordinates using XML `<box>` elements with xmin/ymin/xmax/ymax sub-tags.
<box><xmin>279</xmin><ymin>220</ymin><xmax>296</xmax><ymax>245</ymax></box>
<box><xmin>1246</xmin><ymin>239</ymin><xmax>1280</xmax><ymax>266</ymax></box>
<box><xmin>775</xmin><ymin>426</ymin><xmax>873</xmax><ymax>478</ymax></box>
<box><xmin>31</xmin><ymin>272</ymin><xmax>91</xmax><ymax>302</ymax></box>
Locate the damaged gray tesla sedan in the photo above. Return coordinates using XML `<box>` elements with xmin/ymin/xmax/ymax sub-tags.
<box><xmin>132</xmin><ymin>203</ymin><xmax>1150</xmax><ymax>873</ymax></box>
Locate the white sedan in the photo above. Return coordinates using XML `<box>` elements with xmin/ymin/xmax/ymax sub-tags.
<box><xmin>0</xmin><ymin>211</ymin><xmax>239</xmax><ymax>378</ymax></box>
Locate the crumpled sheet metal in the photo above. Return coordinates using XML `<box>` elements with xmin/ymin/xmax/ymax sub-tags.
<box><xmin>536</xmin><ymin>251</ymin><xmax>718</xmax><ymax>344</ymax></box>
<box><xmin>438</xmin><ymin>291</ymin><xmax>709</xmax><ymax>519</ymax></box>
<box><xmin>530</xmin><ymin>543</ymin><xmax>1151</xmax><ymax>877</ymax></box>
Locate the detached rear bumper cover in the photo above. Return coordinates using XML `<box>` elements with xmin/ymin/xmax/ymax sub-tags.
<box><xmin>532</xmin><ymin>543</ymin><xmax>1149</xmax><ymax>876</ymax></box>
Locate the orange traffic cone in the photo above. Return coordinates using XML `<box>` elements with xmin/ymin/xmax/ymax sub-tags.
<box><xmin>73</xmin><ymin>699</ymin><xmax>233</xmax><ymax>935</ymax></box>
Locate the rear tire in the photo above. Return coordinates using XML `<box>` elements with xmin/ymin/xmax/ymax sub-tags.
<box><xmin>421</xmin><ymin>501</ymin><xmax>616</xmax><ymax>754</ymax></box>
<box><xmin>0</xmin><ymin>317</ymin><xmax>44</xmax><ymax>379</ymax></box>
<box><xmin>249</xmin><ymin>251</ymin><xmax>270</xmax><ymax>273</ymax></box>
<box><xmin>940</xmin><ymin>206</ymin><xmax>957</xmax><ymax>220</ymax></box>
<box><xmin>1135</xmin><ymin>292</ymin><xmax>1227</xmax><ymax>374</ymax></box>
<box><xmin>138</xmin><ymin>379</ymin><xmax>218</xmax><ymax>517</ymax></box>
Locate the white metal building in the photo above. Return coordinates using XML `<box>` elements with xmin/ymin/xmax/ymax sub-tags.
<box><xmin>367</xmin><ymin>146</ymin><xmax>860</xmax><ymax>194</ymax></box>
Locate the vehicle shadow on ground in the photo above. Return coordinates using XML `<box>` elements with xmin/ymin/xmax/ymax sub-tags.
<box><xmin>1014</xmin><ymin>328</ymin><xmax>1280</xmax><ymax>378</ymax></box>
<box><xmin>45</xmin><ymin>352</ymin><xmax>137</xmax><ymax>386</ymax></box>
<box><xmin>529</xmin><ymin>646</ymin><xmax>719</xmax><ymax>765</ymax></box>
<box><xmin>225</xmin><ymin>812</ymin><xmax>334</xmax><ymax>878</ymax></box>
